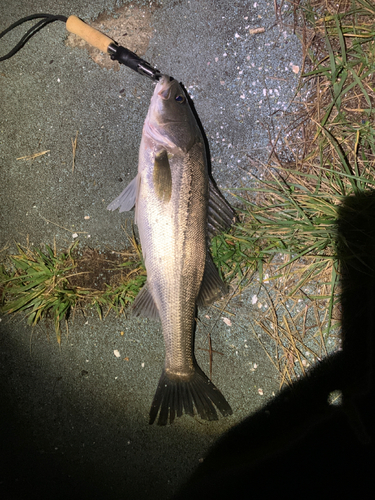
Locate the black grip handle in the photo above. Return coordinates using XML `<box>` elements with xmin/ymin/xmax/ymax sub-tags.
<box><xmin>108</xmin><ymin>44</ymin><xmax>161</xmax><ymax>81</ymax></box>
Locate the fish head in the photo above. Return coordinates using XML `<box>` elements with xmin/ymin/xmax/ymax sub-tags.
<box><xmin>144</xmin><ymin>75</ymin><xmax>201</xmax><ymax>153</ymax></box>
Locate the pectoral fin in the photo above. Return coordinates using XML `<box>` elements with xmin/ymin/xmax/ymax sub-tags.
<box><xmin>153</xmin><ymin>150</ymin><xmax>172</xmax><ymax>203</ymax></box>
<box><xmin>107</xmin><ymin>175</ymin><xmax>138</xmax><ymax>213</ymax></box>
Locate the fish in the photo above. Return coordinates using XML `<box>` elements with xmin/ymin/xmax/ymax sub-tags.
<box><xmin>107</xmin><ymin>75</ymin><xmax>235</xmax><ymax>425</ymax></box>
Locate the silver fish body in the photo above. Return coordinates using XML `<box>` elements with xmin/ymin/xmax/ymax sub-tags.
<box><xmin>108</xmin><ymin>76</ymin><xmax>235</xmax><ymax>425</ymax></box>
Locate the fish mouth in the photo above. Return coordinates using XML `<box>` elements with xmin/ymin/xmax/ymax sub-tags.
<box><xmin>157</xmin><ymin>75</ymin><xmax>176</xmax><ymax>100</ymax></box>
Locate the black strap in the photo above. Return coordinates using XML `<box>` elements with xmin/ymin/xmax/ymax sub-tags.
<box><xmin>0</xmin><ymin>14</ymin><xmax>67</xmax><ymax>61</ymax></box>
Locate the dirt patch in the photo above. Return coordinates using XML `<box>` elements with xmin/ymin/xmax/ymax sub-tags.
<box><xmin>65</xmin><ymin>3</ymin><xmax>159</xmax><ymax>70</ymax></box>
<box><xmin>68</xmin><ymin>247</ymin><xmax>136</xmax><ymax>291</ymax></box>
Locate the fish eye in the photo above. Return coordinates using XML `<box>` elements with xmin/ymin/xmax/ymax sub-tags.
<box><xmin>175</xmin><ymin>95</ymin><xmax>185</xmax><ymax>103</ymax></box>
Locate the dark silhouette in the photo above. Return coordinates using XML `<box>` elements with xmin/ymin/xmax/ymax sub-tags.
<box><xmin>173</xmin><ymin>192</ymin><xmax>375</xmax><ymax>499</ymax></box>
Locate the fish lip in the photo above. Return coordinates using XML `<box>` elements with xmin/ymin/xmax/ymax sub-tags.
<box><xmin>157</xmin><ymin>74</ymin><xmax>176</xmax><ymax>100</ymax></box>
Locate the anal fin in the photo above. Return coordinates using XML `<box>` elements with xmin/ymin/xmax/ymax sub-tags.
<box><xmin>197</xmin><ymin>253</ymin><xmax>228</xmax><ymax>306</ymax></box>
<box><xmin>132</xmin><ymin>284</ymin><xmax>160</xmax><ymax>320</ymax></box>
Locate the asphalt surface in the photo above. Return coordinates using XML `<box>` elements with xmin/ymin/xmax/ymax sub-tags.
<box><xmin>0</xmin><ymin>1</ymin><xmax>303</xmax><ymax>498</ymax></box>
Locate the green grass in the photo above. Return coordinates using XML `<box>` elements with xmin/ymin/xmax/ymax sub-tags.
<box><xmin>0</xmin><ymin>239</ymin><xmax>146</xmax><ymax>344</ymax></box>
<box><xmin>1</xmin><ymin>242</ymin><xmax>78</xmax><ymax>343</ymax></box>
<box><xmin>211</xmin><ymin>0</ymin><xmax>375</xmax><ymax>379</ymax></box>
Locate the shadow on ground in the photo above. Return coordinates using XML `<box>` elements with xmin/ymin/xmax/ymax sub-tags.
<box><xmin>174</xmin><ymin>192</ymin><xmax>375</xmax><ymax>498</ymax></box>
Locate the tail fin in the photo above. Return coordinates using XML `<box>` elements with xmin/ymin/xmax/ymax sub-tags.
<box><xmin>149</xmin><ymin>366</ymin><xmax>232</xmax><ymax>425</ymax></box>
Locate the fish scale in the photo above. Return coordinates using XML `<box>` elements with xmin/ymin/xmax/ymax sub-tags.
<box><xmin>108</xmin><ymin>75</ymin><xmax>235</xmax><ymax>425</ymax></box>
<box><xmin>143</xmin><ymin>143</ymin><xmax>206</xmax><ymax>376</ymax></box>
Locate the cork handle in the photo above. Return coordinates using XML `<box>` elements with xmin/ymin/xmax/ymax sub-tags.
<box><xmin>66</xmin><ymin>15</ymin><xmax>114</xmax><ymax>53</ymax></box>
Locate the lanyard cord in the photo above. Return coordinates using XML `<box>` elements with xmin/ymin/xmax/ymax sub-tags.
<box><xmin>0</xmin><ymin>14</ymin><xmax>67</xmax><ymax>61</ymax></box>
